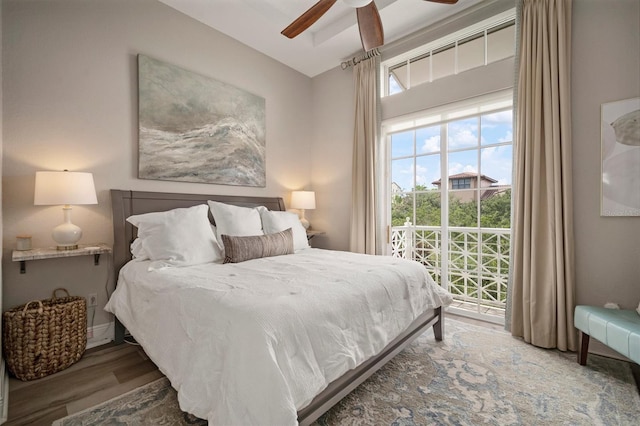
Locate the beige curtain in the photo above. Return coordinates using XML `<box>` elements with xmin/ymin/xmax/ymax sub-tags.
<box><xmin>349</xmin><ymin>57</ymin><xmax>379</xmax><ymax>254</ymax></box>
<box><xmin>510</xmin><ymin>0</ymin><xmax>576</xmax><ymax>351</ymax></box>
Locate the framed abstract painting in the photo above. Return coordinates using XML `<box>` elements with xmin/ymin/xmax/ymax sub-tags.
<box><xmin>138</xmin><ymin>55</ymin><xmax>266</xmax><ymax>187</ymax></box>
<box><xmin>601</xmin><ymin>97</ymin><xmax>640</xmax><ymax>216</ymax></box>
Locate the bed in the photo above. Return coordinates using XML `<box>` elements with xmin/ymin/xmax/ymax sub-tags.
<box><xmin>106</xmin><ymin>189</ymin><xmax>452</xmax><ymax>425</ymax></box>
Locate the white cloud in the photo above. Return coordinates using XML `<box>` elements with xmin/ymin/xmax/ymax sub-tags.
<box><xmin>415</xmin><ymin>163</ymin><xmax>428</xmax><ymax>185</ymax></box>
<box><xmin>449</xmin><ymin>162</ymin><xmax>477</xmax><ymax>175</ymax></box>
<box><xmin>482</xmin><ymin>110</ymin><xmax>513</xmax><ymax>126</ymax></box>
<box><xmin>449</xmin><ymin>128</ymin><xmax>478</xmax><ymax>148</ymax></box>
<box><xmin>481</xmin><ymin>146</ymin><xmax>513</xmax><ymax>184</ymax></box>
<box><xmin>498</xmin><ymin>130</ymin><xmax>513</xmax><ymax>143</ymax></box>
<box><xmin>420</xmin><ymin>135</ymin><xmax>440</xmax><ymax>153</ymax></box>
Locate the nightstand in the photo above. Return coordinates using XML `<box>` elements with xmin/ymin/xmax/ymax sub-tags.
<box><xmin>12</xmin><ymin>243</ymin><xmax>112</xmax><ymax>274</ymax></box>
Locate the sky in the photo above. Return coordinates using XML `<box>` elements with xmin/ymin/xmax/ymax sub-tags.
<box><xmin>391</xmin><ymin>110</ymin><xmax>513</xmax><ymax>192</ymax></box>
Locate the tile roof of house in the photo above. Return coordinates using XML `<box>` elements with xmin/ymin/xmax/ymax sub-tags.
<box><xmin>432</xmin><ymin>172</ymin><xmax>499</xmax><ymax>185</ymax></box>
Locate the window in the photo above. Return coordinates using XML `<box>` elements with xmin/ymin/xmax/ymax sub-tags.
<box><xmin>382</xmin><ymin>10</ymin><xmax>515</xmax><ymax>96</ymax></box>
<box><xmin>386</xmin><ymin>93</ymin><xmax>513</xmax><ymax>323</ymax></box>
<box><xmin>452</xmin><ymin>178</ymin><xmax>472</xmax><ymax>189</ymax></box>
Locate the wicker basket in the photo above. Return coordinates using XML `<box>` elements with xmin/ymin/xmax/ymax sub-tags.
<box><xmin>2</xmin><ymin>288</ymin><xmax>87</xmax><ymax>381</ymax></box>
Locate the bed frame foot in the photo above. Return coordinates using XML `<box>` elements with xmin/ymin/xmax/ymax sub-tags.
<box><xmin>433</xmin><ymin>307</ymin><xmax>444</xmax><ymax>341</ymax></box>
<box><xmin>114</xmin><ymin>319</ymin><xmax>126</xmax><ymax>344</ymax></box>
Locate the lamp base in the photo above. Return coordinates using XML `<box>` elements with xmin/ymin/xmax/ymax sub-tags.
<box><xmin>52</xmin><ymin>216</ymin><xmax>82</xmax><ymax>251</ymax></box>
<box><xmin>300</xmin><ymin>217</ymin><xmax>310</xmax><ymax>229</ymax></box>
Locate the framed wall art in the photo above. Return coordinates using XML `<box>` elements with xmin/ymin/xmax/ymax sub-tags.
<box><xmin>601</xmin><ymin>97</ymin><xmax>640</xmax><ymax>216</ymax></box>
<box><xmin>138</xmin><ymin>55</ymin><xmax>266</xmax><ymax>187</ymax></box>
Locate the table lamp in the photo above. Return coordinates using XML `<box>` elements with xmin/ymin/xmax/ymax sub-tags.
<box><xmin>291</xmin><ymin>190</ymin><xmax>316</xmax><ymax>229</ymax></box>
<box><xmin>34</xmin><ymin>170</ymin><xmax>98</xmax><ymax>250</ymax></box>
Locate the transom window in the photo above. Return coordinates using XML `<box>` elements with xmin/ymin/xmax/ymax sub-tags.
<box><xmin>383</xmin><ymin>10</ymin><xmax>515</xmax><ymax>96</ymax></box>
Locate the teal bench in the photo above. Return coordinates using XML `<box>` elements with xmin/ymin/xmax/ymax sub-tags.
<box><xmin>574</xmin><ymin>305</ymin><xmax>640</xmax><ymax>365</ymax></box>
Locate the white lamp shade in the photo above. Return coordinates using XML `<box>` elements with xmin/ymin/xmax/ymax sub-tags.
<box><xmin>34</xmin><ymin>171</ymin><xmax>98</xmax><ymax>205</ymax></box>
<box><xmin>290</xmin><ymin>191</ymin><xmax>316</xmax><ymax>210</ymax></box>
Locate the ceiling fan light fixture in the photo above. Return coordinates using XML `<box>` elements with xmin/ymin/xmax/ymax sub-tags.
<box><xmin>343</xmin><ymin>0</ymin><xmax>373</xmax><ymax>8</ymax></box>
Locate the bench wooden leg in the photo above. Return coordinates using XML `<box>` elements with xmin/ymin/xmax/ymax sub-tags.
<box><xmin>578</xmin><ymin>331</ymin><xmax>589</xmax><ymax>365</ymax></box>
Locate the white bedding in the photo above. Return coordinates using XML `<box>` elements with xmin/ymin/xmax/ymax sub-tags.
<box><xmin>105</xmin><ymin>248</ymin><xmax>452</xmax><ymax>425</ymax></box>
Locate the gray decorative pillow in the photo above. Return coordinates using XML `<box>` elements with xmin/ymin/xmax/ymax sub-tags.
<box><xmin>221</xmin><ymin>228</ymin><xmax>294</xmax><ymax>264</ymax></box>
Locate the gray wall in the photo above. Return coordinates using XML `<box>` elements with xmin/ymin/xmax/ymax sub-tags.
<box><xmin>2</xmin><ymin>0</ymin><xmax>313</xmax><ymax>330</ymax></box>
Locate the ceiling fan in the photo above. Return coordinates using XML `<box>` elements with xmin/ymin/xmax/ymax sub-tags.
<box><xmin>281</xmin><ymin>0</ymin><xmax>459</xmax><ymax>52</ymax></box>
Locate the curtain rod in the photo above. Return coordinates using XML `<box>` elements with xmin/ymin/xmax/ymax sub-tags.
<box><xmin>340</xmin><ymin>48</ymin><xmax>381</xmax><ymax>70</ymax></box>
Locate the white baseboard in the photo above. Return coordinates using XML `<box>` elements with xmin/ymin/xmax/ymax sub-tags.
<box><xmin>87</xmin><ymin>321</ymin><xmax>115</xmax><ymax>349</ymax></box>
<box><xmin>0</xmin><ymin>360</ymin><xmax>9</xmax><ymax>424</ymax></box>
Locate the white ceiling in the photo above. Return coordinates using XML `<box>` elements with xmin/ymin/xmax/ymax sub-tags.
<box><xmin>159</xmin><ymin>0</ymin><xmax>484</xmax><ymax>77</ymax></box>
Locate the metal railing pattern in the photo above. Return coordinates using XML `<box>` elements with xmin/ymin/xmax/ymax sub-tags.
<box><xmin>391</xmin><ymin>225</ymin><xmax>510</xmax><ymax>313</ymax></box>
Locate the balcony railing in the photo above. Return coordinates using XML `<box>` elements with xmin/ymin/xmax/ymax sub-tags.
<box><xmin>391</xmin><ymin>225</ymin><xmax>510</xmax><ymax>316</ymax></box>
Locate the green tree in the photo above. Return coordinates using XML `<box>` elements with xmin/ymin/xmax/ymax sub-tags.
<box><xmin>392</xmin><ymin>188</ymin><xmax>511</xmax><ymax>229</ymax></box>
<box><xmin>480</xmin><ymin>189</ymin><xmax>511</xmax><ymax>228</ymax></box>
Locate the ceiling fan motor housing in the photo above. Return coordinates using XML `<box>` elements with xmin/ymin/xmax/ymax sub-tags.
<box><xmin>343</xmin><ymin>0</ymin><xmax>373</xmax><ymax>8</ymax></box>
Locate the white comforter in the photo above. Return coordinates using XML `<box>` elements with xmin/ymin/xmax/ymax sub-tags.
<box><xmin>105</xmin><ymin>248</ymin><xmax>452</xmax><ymax>425</ymax></box>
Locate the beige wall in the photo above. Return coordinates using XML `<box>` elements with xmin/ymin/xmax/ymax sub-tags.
<box><xmin>572</xmin><ymin>0</ymin><xmax>640</xmax><ymax>310</ymax></box>
<box><xmin>2</xmin><ymin>0</ymin><xmax>313</xmax><ymax>328</ymax></box>
<box><xmin>310</xmin><ymin>66</ymin><xmax>353</xmax><ymax>251</ymax></box>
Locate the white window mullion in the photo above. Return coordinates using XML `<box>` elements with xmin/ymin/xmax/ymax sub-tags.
<box><xmin>476</xmin><ymin>116</ymin><xmax>483</xmax><ymax>313</ymax></box>
<box><xmin>441</xmin><ymin>123</ymin><xmax>449</xmax><ymax>292</ymax></box>
<box><xmin>385</xmin><ymin>133</ymin><xmax>392</xmax><ymax>255</ymax></box>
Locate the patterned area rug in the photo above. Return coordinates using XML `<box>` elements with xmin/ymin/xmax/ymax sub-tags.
<box><xmin>53</xmin><ymin>319</ymin><xmax>640</xmax><ymax>425</ymax></box>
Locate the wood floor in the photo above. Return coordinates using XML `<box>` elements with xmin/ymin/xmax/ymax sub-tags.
<box><xmin>4</xmin><ymin>342</ymin><xmax>163</xmax><ymax>425</ymax></box>
<box><xmin>4</xmin><ymin>315</ymin><xmax>637</xmax><ymax>425</ymax></box>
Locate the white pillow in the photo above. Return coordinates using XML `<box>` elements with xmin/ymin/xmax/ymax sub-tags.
<box><xmin>131</xmin><ymin>225</ymin><xmax>219</xmax><ymax>261</ymax></box>
<box><xmin>257</xmin><ymin>206</ymin><xmax>309</xmax><ymax>251</ymax></box>
<box><xmin>130</xmin><ymin>238</ymin><xmax>149</xmax><ymax>261</ymax></box>
<box><xmin>207</xmin><ymin>201</ymin><xmax>263</xmax><ymax>246</ymax></box>
<box><xmin>127</xmin><ymin>204</ymin><xmax>223</xmax><ymax>270</ymax></box>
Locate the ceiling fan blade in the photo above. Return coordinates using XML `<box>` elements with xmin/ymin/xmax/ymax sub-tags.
<box><xmin>356</xmin><ymin>2</ymin><xmax>384</xmax><ymax>51</ymax></box>
<box><xmin>424</xmin><ymin>0</ymin><xmax>459</xmax><ymax>4</ymax></box>
<box><xmin>281</xmin><ymin>0</ymin><xmax>338</xmax><ymax>39</ymax></box>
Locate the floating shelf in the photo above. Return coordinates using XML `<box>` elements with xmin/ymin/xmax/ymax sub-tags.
<box><xmin>12</xmin><ymin>243</ymin><xmax>112</xmax><ymax>274</ymax></box>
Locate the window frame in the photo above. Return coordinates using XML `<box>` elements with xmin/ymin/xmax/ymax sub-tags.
<box><xmin>384</xmin><ymin>91</ymin><xmax>513</xmax><ymax>324</ymax></box>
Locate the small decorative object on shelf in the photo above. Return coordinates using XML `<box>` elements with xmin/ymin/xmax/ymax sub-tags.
<box><xmin>16</xmin><ymin>235</ymin><xmax>32</xmax><ymax>251</ymax></box>
<box><xmin>12</xmin><ymin>243</ymin><xmax>111</xmax><ymax>274</ymax></box>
